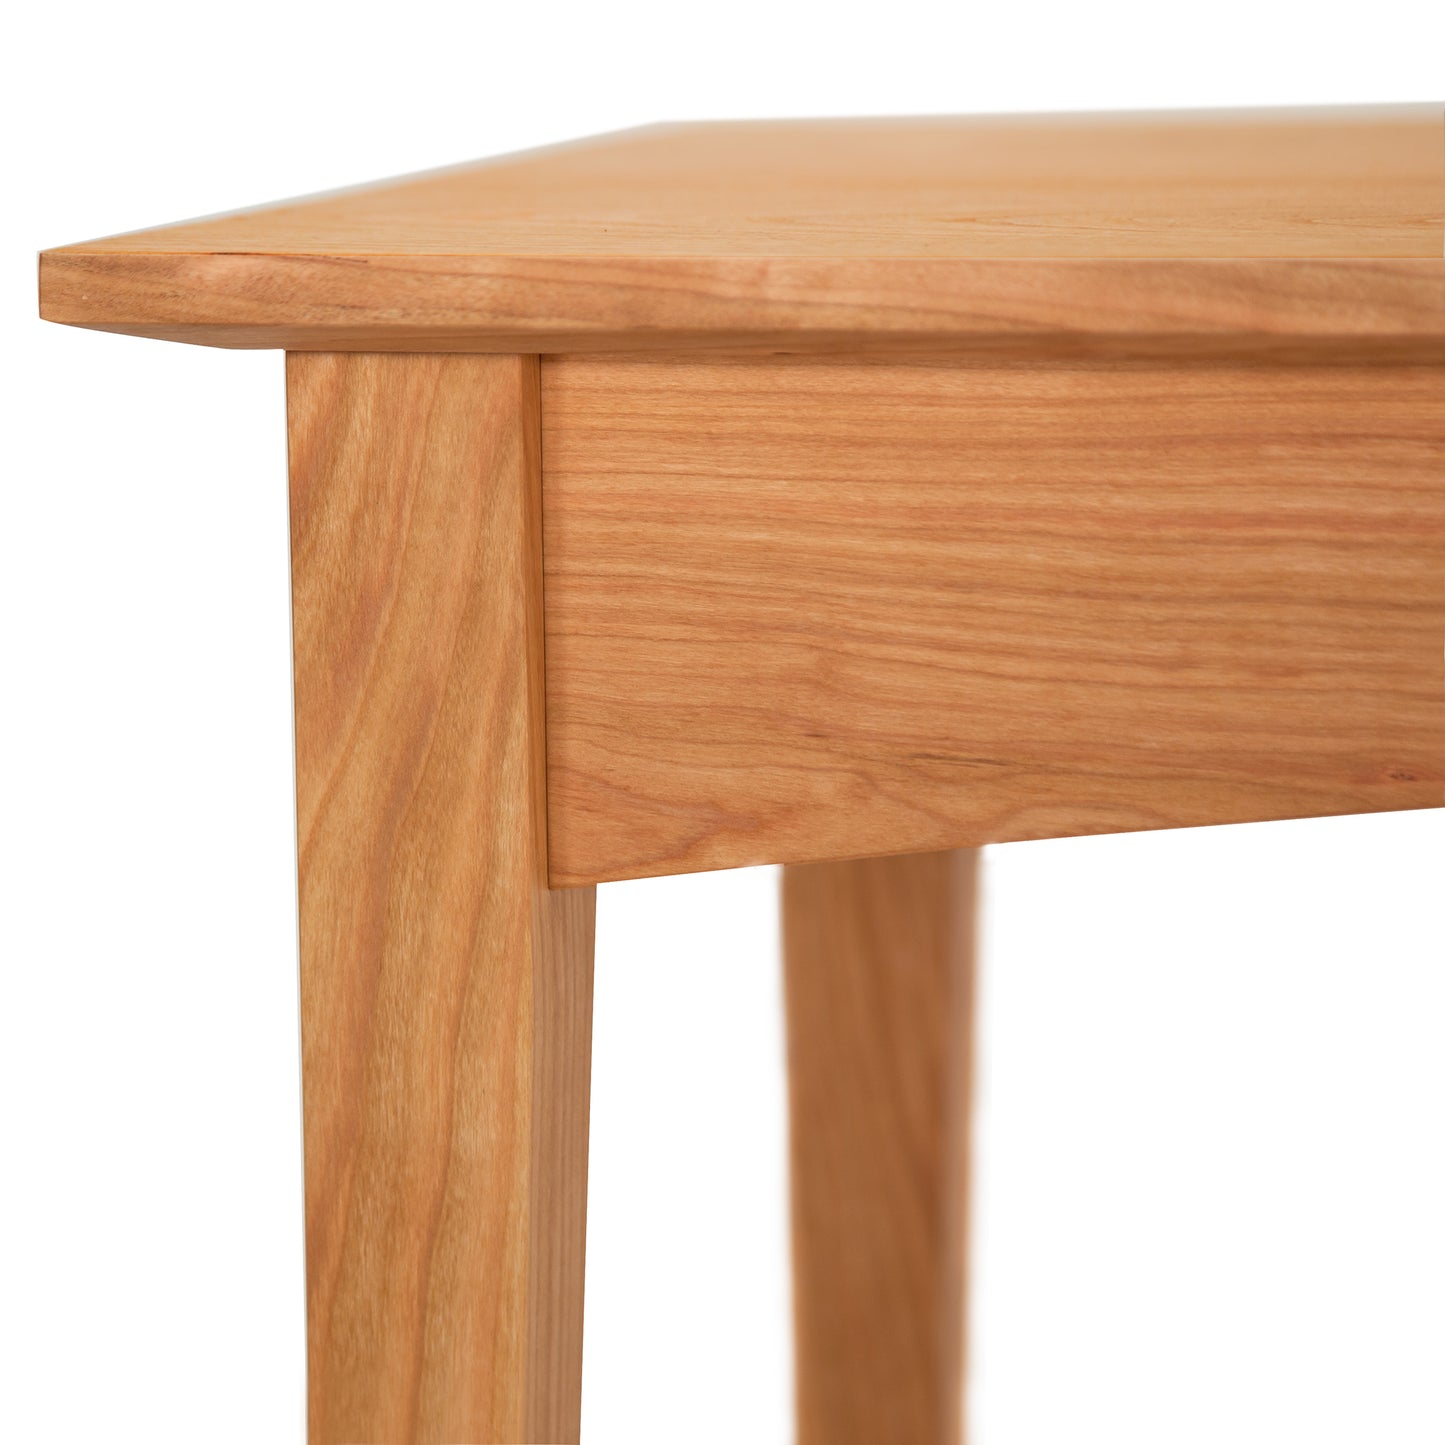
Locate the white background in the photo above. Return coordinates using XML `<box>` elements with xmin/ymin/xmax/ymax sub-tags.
<box><xmin>3</xmin><ymin>3</ymin><xmax>1443</xmax><ymax>1441</ymax></box>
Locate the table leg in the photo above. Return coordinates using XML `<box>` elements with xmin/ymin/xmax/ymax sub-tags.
<box><xmin>288</xmin><ymin>353</ymin><xmax>595</xmax><ymax>1444</ymax></box>
<box><xmin>783</xmin><ymin>849</ymin><xmax>978</xmax><ymax>1445</ymax></box>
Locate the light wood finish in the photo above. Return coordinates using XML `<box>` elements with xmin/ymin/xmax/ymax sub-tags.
<box><xmin>37</xmin><ymin>105</ymin><xmax>1445</xmax><ymax>1441</ymax></box>
<box><xmin>542</xmin><ymin>354</ymin><xmax>1445</xmax><ymax>885</ymax></box>
<box><xmin>784</xmin><ymin>849</ymin><xmax>978</xmax><ymax>1445</ymax></box>
<box><xmin>39</xmin><ymin>108</ymin><xmax>1445</xmax><ymax>354</ymax></box>
<box><xmin>290</xmin><ymin>352</ymin><xmax>595</xmax><ymax>1444</ymax></box>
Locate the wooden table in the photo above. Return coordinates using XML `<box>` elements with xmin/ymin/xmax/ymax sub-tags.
<box><xmin>40</xmin><ymin>105</ymin><xmax>1445</xmax><ymax>1445</ymax></box>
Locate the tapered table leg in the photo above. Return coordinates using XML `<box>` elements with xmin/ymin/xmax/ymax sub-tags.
<box><xmin>289</xmin><ymin>353</ymin><xmax>596</xmax><ymax>1444</ymax></box>
<box><xmin>783</xmin><ymin>849</ymin><xmax>978</xmax><ymax>1445</ymax></box>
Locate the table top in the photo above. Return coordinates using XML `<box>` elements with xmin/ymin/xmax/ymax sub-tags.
<box><xmin>39</xmin><ymin>105</ymin><xmax>1445</xmax><ymax>353</ymax></box>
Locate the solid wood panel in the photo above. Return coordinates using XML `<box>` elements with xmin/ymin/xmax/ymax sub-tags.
<box><xmin>39</xmin><ymin>108</ymin><xmax>1445</xmax><ymax>353</ymax></box>
<box><xmin>541</xmin><ymin>355</ymin><xmax>1445</xmax><ymax>885</ymax></box>
<box><xmin>784</xmin><ymin>849</ymin><xmax>977</xmax><ymax>1445</ymax></box>
<box><xmin>289</xmin><ymin>352</ymin><xmax>595</xmax><ymax>1444</ymax></box>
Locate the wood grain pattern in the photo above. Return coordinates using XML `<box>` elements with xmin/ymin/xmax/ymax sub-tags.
<box><xmin>541</xmin><ymin>354</ymin><xmax>1445</xmax><ymax>885</ymax></box>
<box><xmin>289</xmin><ymin>352</ymin><xmax>595</xmax><ymax>1444</ymax></box>
<box><xmin>39</xmin><ymin>108</ymin><xmax>1445</xmax><ymax>353</ymax></box>
<box><xmin>784</xmin><ymin>849</ymin><xmax>977</xmax><ymax>1445</ymax></box>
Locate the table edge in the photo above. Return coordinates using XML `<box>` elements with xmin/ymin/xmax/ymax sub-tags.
<box><xmin>37</xmin><ymin>253</ymin><xmax>1445</xmax><ymax>355</ymax></box>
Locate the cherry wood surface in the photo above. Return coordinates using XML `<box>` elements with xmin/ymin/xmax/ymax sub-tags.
<box><xmin>39</xmin><ymin>107</ymin><xmax>1445</xmax><ymax>353</ymax></box>
<box><xmin>290</xmin><ymin>353</ymin><xmax>595</xmax><ymax>1444</ymax></box>
<box><xmin>784</xmin><ymin>849</ymin><xmax>978</xmax><ymax>1445</ymax></box>
<box><xmin>542</xmin><ymin>353</ymin><xmax>1445</xmax><ymax>885</ymax></box>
